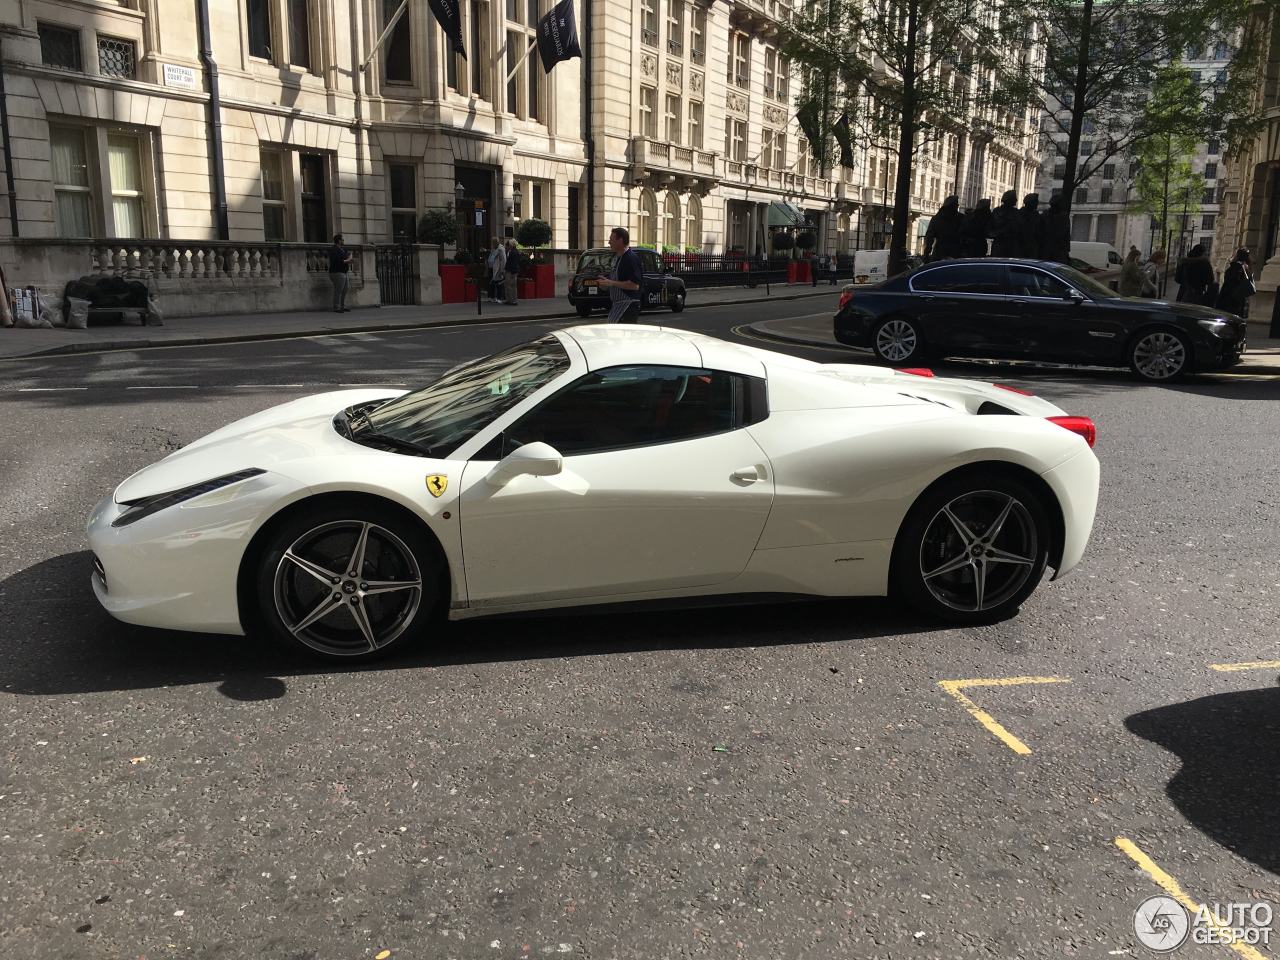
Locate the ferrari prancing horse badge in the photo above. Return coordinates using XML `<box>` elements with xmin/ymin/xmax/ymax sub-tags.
<box><xmin>426</xmin><ymin>474</ymin><xmax>448</xmax><ymax>498</ymax></box>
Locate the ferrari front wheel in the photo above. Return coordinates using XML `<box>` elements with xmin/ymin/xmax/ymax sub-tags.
<box><xmin>892</xmin><ymin>474</ymin><xmax>1050</xmax><ymax>624</ymax></box>
<box><xmin>256</xmin><ymin>500</ymin><xmax>443</xmax><ymax>661</ymax></box>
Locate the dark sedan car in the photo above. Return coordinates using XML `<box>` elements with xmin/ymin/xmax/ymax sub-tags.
<box><xmin>834</xmin><ymin>258</ymin><xmax>1248</xmax><ymax>381</ymax></box>
<box><xmin>568</xmin><ymin>248</ymin><xmax>687</xmax><ymax>317</ymax></box>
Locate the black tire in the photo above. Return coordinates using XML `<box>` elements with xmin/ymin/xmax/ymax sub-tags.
<box><xmin>871</xmin><ymin>316</ymin><xmax>927</xmax><ymax>365</ymax></box>
<box><xmin>255</xmin><ymin>499</ymin><xmax>444</xmax><ymax>661</ymax></box>
<box><xmin>669</xmin><ymin>292</ymin><xmax>686</xmax><ymax>313</ymax></box>
<box><xmin>575</xmin><ymin>304</ymin><xmax>593</xmax><ymax>318</ymax></box>
<box><xmin>891</xmin><ymin>472</ymin><xmax>1051</xmax><ymax>624</ymax></box>
<box><xmin>1128</xmin><ymin>327</ymin><xmax>1191</xmax><ymax>381</ymax></box>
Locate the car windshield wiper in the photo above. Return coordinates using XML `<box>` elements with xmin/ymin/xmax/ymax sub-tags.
<box><xmin>354</xmin><ymin>429</ymin><xmax>437</xmax><ymax>458</ymax></box>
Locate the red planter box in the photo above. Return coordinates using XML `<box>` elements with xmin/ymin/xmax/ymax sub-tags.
<box><xmin>786</xmin><ymin>261</ymin><xmax>799</xmax><ymax>283</ymax></box>
<box><xmin>518</xmin><ymin>277</ymin><xmax>537</xmax><ymax>299</ymax></box>
<box><xmin>440</xmin><ymin>264</ymin><xmax>470</xmax><ymax>304</ymax></box>
<box><xmin>795</xmin><ymin>260</ymin><xmax>812</xmax><ymax>283</ymax></box>
<box><xmin>531</xmin><ymin>262</ymin><xmax>555</xmax><ymax>299</ymax></box>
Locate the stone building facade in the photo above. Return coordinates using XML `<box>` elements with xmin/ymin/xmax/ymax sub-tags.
<box><xmin>0</xmin><ymin>0</ymin><xmax>1045</xmax><ymax>311</ymax></box>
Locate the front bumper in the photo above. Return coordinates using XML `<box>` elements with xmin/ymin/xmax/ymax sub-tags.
<box><xmin>85</xmin><ymin>472</ymin><xmax>306</xmax><ymax>635</ymax></box>
<box><xmin>1192</xmin><ymin>333</ymin><xmax>1247</xmax><ymax>371</ymax></box>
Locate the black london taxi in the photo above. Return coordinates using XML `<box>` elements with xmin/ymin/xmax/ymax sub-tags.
<box><xmin>567</xmin><ymin>247</ymin><xmax>688</xmax><ymax>317</ymax></box>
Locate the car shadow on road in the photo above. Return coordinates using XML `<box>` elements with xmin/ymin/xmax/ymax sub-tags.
<box><xmin>2</xmin><ymin>551</ymin><xmax>945</xmax><ymax>700</ymax></box>
<box><xmin>1125</xmin><ymin>685</ymin><xmax>1280</xmax><ymax>877</ymax></box>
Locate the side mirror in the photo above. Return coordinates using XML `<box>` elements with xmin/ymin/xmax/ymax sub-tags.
<box><xmin>487</xmin><ymin>441</ymin><xmax>563</xmax><ymax>486</ymax></box>
<box><xmin>1065</xmin><ymin>289</ymin><xmax>1086</xmax><ymax>304</ymax></box>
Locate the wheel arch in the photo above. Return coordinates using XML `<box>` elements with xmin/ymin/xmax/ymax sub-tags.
<box><xmin>889</xmin><ymin>460</ymin><xmax>1066</xmax><ymax>578</ymax></box>
<box><xmin>235</xmin><ymin>491</ymin><xmax>455</xmax><ymax>636</ymax></box>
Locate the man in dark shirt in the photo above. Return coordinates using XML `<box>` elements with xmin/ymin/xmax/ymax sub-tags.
<box><xmin>328</xmin><ymin>234</ymin><xmax>352</xmax><ymax>313</ymax></box>
<box><xmin>598</xmin><ymin>227</ymin><xmax>643</xmax><ymax>323</ymax></box>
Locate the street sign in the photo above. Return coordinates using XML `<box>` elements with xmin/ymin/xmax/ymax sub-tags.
<box><xmin>163</xmin><ymin>64</ymin><xmax>198</xmax><ymax>90</ymax></box>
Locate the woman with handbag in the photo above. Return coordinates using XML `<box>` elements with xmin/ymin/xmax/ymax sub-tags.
<box><xmin>1216</xmin><ymin>248</ymin><xmax>1256</xmax><ymax>317</ymax></box>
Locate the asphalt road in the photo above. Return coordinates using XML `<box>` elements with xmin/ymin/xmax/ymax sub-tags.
<box><xmin>2</xmin><ymin>296</ymin><xmax>1279</xmax><ymax>960</ymax></box>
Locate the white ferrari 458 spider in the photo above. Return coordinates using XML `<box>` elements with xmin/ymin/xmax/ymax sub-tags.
<box><xmin>87</xmin><ymin>325</ymin><xmax>1099</xmax><ymax>660</ymax></box>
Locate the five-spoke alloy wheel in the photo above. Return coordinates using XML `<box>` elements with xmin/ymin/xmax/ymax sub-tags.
<box><xmin>893</xmin><ymin>473</ymin><xmax>1050</xmax><ymax>623</ymax></box>
<box><xmin>256</xmin><ymin>501</ymin><xmax>442</xmax><ymax>660</ymax></box>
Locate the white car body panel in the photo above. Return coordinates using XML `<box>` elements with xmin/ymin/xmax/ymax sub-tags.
<box><xmin>86</xmin><ymin>324</ymin><xmax>1100</xmax><ymax>636</ymax></box>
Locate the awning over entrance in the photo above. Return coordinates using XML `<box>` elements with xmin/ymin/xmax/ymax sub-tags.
<box><xmin>766</xmin><ymin>201</ymin><xmax>806</xmax><ymax>229</ymax></box>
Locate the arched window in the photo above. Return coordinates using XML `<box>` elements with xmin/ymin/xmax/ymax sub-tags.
<box><xmin>663</xmin><ymin>192</ymin><xmax>681</xmax><ymax>250</ymax></box>
<box><xmin>638</xmin><ymin>188</ymin><xmax>658</xmax><ymax>247</ymax></box>
<box><xmin>684</xmin><ymin>195</ymin><xmax>702</xmax><ymax>252</ymax></box>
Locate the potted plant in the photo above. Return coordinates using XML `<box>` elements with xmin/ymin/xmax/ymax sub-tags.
<box><xmin>772</xmin><ymin>231</ymin><xmax>795</xmax><ymax>254</ymax></box>
<box><xmin>794</xmin><ymin>231</ymin><xmax>817</xmax><ymax>281</ymax></box>
<box><xmin>421</xmin><ymin>208</ymin><xmax>469</xmax><ymax>303</ymax></box>
<box><xmin>515</xmin><ymin>218</ymin><xmax>554</xmax><ymax>298</ymax></box>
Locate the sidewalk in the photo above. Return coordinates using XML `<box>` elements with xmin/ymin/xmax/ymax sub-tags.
<box><xmin>746</xmin><ymin>314</ymin><xmax>1280</xmax><ymax>375</ymax></box>
<box><xmin>0</xmin><ymin>283</ymin><xmax>840</xmax><ymax>361</ymax></box>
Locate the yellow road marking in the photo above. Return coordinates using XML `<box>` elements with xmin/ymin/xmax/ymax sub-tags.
<box><xmin>1114</xmin><ymin>837</ymin><xmax>1269</xmax><ymax>960</ymax></box>
<box><xmin>1209</xmin><ymin>660</ymin><xmax>1280</xmax><ymax>673</ymax></box>
<box><xmin>937</xmin><ymin>676</ymin><xmax>1071</xmax><ymax>755</ymax></box>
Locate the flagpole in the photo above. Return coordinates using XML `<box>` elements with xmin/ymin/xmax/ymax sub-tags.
<box><xmin>503</xmin><ymin>37</ymin><xmax>539</xmax><ymax>85</ymax></box>
<box><xmin>360</xmin><ymin>0</ymin><xmax>409</xmax><ymax>72</ymax></box>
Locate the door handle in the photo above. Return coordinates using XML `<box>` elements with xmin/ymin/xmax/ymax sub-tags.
<box><xmin>1008</xmin><ymin>299</ymin><xmax>1029</xmax><ymax>307</ymax></box>
<box><xmin>731</xmin><ymin>466</ymin><xmax>763</xmax><ymax>483</ymax></box>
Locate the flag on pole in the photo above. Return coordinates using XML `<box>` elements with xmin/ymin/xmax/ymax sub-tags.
<box><xmin>797</xmin><ymin>101</ymin><xmax>823</xmax><ymax>154</ymax></box>
<box><xmin>833</xmin><ymin>112</ymin><xmax>854</xmax><ymax>168</ymax></box>
<box><xmin>429</xmin><ymin>0</ymin><xmax>466</xmax><ymax>58</ymax></box>
<box><xmin>537</xmin><ymin>0</ymin><xmax>582</xmax><ymax>72</ymax></box>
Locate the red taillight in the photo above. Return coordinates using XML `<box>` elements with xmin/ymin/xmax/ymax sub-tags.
<box><xmin>838</xmin><ymin>290</ymin><xmax>853</xmax><ymax>310</ymax></box>
<box><xmin>1048</xmin><ymin>415</ymin><xmax>1096</xmax><ymax>447</ymax></box>
<box><xmin>994</xmin><ymin>383</ymin><xmax>1034</xmax><ymax>396</ymax></box>
<box><xmin>897</xmin><ymin>368</ymin><xmax>934</xmax><ymax>377</ymax></box>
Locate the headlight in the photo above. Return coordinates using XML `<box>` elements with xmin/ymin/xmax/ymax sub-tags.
<box><xmin>112</xmin><ymin>469</ymin><xmax>265</xmax><ymax>527</ymax></box>
<box><xmin>1196</xmin><ymin>318</ymin><xmax>1232</xmax><ymax>337</ymax></box>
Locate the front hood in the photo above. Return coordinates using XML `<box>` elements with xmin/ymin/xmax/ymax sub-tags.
<box><xmin>114</xmin><ymin>388</ymin><xmax>405</xmax><ymax>503</ymax></box>
<box><xmin>1165</xmin><ymin>300</ymin><xmax>1241</xmax><ymax>323</ymax></box>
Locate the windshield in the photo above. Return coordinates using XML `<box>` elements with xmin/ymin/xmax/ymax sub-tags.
<box><xmin>577</xmin><ymin>251</ymin><xmax>615</xmax><ymax>274</ymax></box>
<box><xmin>353</xmin><ymin>335</ymin><xmax>570</xmax><ymax>457</ymax></box>
<box><xmin>1056</xmin><ymin>264</ymin><xmax>1121</xmax><ymax>299</ymax></box>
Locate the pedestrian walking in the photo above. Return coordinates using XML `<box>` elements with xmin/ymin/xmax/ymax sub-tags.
<box><xmin>328</xmin><ymin>234</ymin><xmax>352</xmax><ymax>313</ymax></box>
<box><xmin>596</xmin><ymin>227</ymin><xmax>644</xmax><ymax>323</ymax></box>
<box><xmin>990</xmin><ymin>190</ymin><xmax>1020</xmax><ymax>257</ymax></box>
<box><xmin>1042</xmin><ymin>194</ymin><xmax>1071</xmax><ymax>264</ymax></box>
<box><xmin>486</xmin><ymin>238</ymin><xmax>506</xmax><ymax>303</ymax></box>
<box><xmin>923</xmin><ymin>196</ymin><xmax>963</xmax><ymax>262</ymax></box>
<box><xmin>1216</xmin><ymin>247</ymin><xmax>1256</xmax><ymax>317</ymax></box>
<box><xmin>1016</xmin><ymin>193</ymin><xmax>1044</xmax><ymax>259</ymax></box>
<box><xmin>959</xmin><ymin>198</ymin><xmax>993</xmax><ymax>258</ymax></box>
<box><xmin>1174</xmin><ymin>244</ymin><xmax>1215</xmax><ymax>306</ymax></box>
<box><xmin>503</xmin><ymin>239</ymin><xmax>522</xmax><ymax>306</ymax></box>
<box><xmin>1118</xmin><ymin>246</ymin><xmax>1146</xmax><ymax>297</ymax></box>
<box><xmin>1143</xmin><ymin>249</ymin><xmax>1165</xmax><ymax>296</ymax></box>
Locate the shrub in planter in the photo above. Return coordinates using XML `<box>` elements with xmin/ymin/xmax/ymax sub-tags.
<box><xmin>772</xmin><ymin>232</ymin><xmax>795</xmax><ymax>252</ymax></box>
<box><xmin>452</xmin><ymin>249</ymin><xmax>475</xmax><ymax>265</ymax></box>
<box><xmin>418</xmin><ymin>208</ymin><xmax>459</xmax><ymax>246</ymax></box>
<box><xmin>795</xmin><ymin>231</ymin><xmax>817</xmax><ymax>251</ymax></box>
<box><xmin>515</xmin><ymin>218</ymin><xmax>553</xmax><ymax>249</ymax></box>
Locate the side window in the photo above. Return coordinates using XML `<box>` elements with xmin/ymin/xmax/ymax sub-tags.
<box><xmin>912</xmin><ymin>264</ymin><xmax>1005</xmax><ymax>295</ymax></box>
<box><xmin>502</xmin><ymin>365</ymin><xmax>746</xmax><ymax>456</ymax></box>
<box><xmin>640</xmin><ymin>250</ymin><xmax>661</xmax><ymax>273</ymax></box>
<box><xmin>1108</xmin><ymin>250</ymin><xmax>1123</xmax><ymax>265</ymax></box>
<box><xmin>1008</xmin><ymin>266</ymin><xmax>1071</xmax><ymax>299</ymax></box>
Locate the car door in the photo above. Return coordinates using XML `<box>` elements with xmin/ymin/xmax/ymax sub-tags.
<box><xmin>908</xmin><ymin>263</ymin><xmax>1011</xmax><ymax>357</ymax></box>
<box><xmin>1004</xmin><ymin>264</ymin><xmax>1123</xmax><ymax>362</ymax></box>
<box><xmin>638</xmin><ymin>250</ymin><xmax>668</xmax><ymax>308</ymax></box>
<box><xmin>456</xmin><ymin>364</ymin><xmax>774</xmax><ymax>606</ymax></box>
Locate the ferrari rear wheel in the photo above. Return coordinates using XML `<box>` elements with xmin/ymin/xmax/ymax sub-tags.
<box><xmin>256</xmin><ymin>501</ymin><xmax>442</xmax><ymax>661</ymax></box>
<box><xmin>892</xmin><ymin>474</ymin><xmax>1050</xmax><ymax>624</ymax></box>
<box><xmin>871</xmin><ymin>317</ymin><xmax>926</xmax><ymax>365</ymax></box>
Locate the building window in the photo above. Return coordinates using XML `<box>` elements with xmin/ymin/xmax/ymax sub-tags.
<box><xmin>1203</xmin><ymin>187</ymin><xmax>1216</xmax><ymax>204</ymax></box>
<box><xmin>773</xmin><ymin>131</ymin><xmax>786</xmax><ymax>170</ymax></box>
<box><xmin>665</xmin><ymin>93</ymin><xmax>682</xmax><ymax>143</ymax></box>
<box><xmin>39</xmin><ymin>22</ymin><xmax>82</xmax><ymax>71</ymax></box>
<box><xmin>1100</xmin><ymin>186</ymin><xmax>1112</xmax><ymax>203</ymax></box>
<box><xmin>1075</xmin><ymin>187</ymin><xmax>1089</xmax><ymax>204</ymax></box>
<box><xmin>1053</xmin><ymin>162</ymin><xmax>1065</xmax><ymax>181</ymax></box>
<box><xmin>388</xmin><ymin>163</ymin><xmax>418</xmax><ymax>241</ymax></box>
<box><xmin>527</xmin><ymin>43</ymin><xmax>540</xmax><ymax>119</ymax></box>
<box><xmin>51</xmin><ymin>126</ymin><xmax>93</xmax><ymax>236</ymax></box>
<box><xmin>1204</xmin><ymin>162</ymin><xmax>1217</xmax><ymax>180</ymax></box>
<box><xmin>97</xmin><ymin>36</ymin><xmax>137</xmax><ymax>79</ymax></box>
<box><xmin>1200</xmin><ymin>236</ymin><xmax>1214</xmax><ymax>257</ymax></box>
<box><xmin>506</xmin><ymin>31</ymin><xmax>520</xmax><ymax>112</ymax></box>
<box><xmin>685</xmin><ymin>194</ymin><xmax>701</xmax><ymax>249</ymax></box>
<box><xmin>1079</xmin><ymin>140</ymin><xmax>1093</xmax><ymax>156</ymax></box>
<box><xmin>727</xmin><ymin>118</ymin><xmax>746</xmax><ymax>161</ymax></box>
<box><xmin>1071</xmin><ymin>214</ymin><xmax>1091</xmax><ymax>241</ymax></box>
<box><xmin>663</xmin><ymin>192</ymin><xmax>680</xmax><ymax>249</ymax></box>
<box><xmin>776</xmin><ymin>53</ymin><xmax>789</xmax><ymax>100</ymax></box>
<box><xmin>638</xmin><ymin>188</ymin><xmax>657</xmax><ymax>246</ymax></box>
<box><xmin>299</xmin><ymin>153</ymin><xmax>328</xmax><ymax>243</ymax></box>
<box><xmin>690</xmin><ymin>6</ymin><xmax>705</xmax><ymax>65</ymax></box>
<box><xmin>1102</xmin><ymin>163</ymin><xmax>1115</xmax><ymax>180</ymax></box>
<box><xmin>640</xmin><ymin>85</ymin><xmax>657</xmax><ymax>138</ymax></box>
<box><xmin>107</xmin><ymin>134</ymin><xmax>146</xmax><ymax>237</ymax></box>
<box><xmin>505</xmin><ymin>3</ymin><xmax>542</xmax><ymax>121</ymax></box>
<box><xmin>1202</xmin><ymin>214</ymin><xmax>1216</xmax><ymax>230</ymax></box>
<box><xmin>761</xmin><ymin>129</ymin><xmax>774</xmax><ymax>168</ymax></box>
<box><xmin>667</xmin><ymin>0</ymin><xmax>684</xmax><ymax>56</ymax></box>
<box><xmin>246</xmin><ymin>0</ymin><xmax>274</xmax><ymax>60</ymax></box>
<box><xmin>1207</xmin><ymin>138</ymin><xmax>1220</xmax><ymax>156</ymax></box>
<box><xmin>261</xmin><ymin>149</ymin><xmax>288</xmax><ymax>240</ymax></box>
<box><xmin>513</xmin><ymin>178</ymin><xmax>551</xmax><ymax>221</ymax></box>
<box><xmin>729</xmin><ymin>32</ymin><xmax>749</xmax><ymax>88</ymax></box>
<box><xmin>383</xmin><ymin>0</ymin><xmax>413</xmax><ymax>83</ymax></box>
<box><xmin>469</xmin><ymin>2</ymin><xmax>490</xmax><ymax>98</ymax></box>
<box><xmin>688</xmin><ymin>100</ymin><xmax>703</xmax><ymax>148</ymax></box>
<box><xmin>1095</xmin><ymin>213</ymin><xmax>1117</xmax><ymax>243</ymax></box>
<box><xmin>641</xmin><ymin>0</ymin><xmax>658</xmax><ymax>46</ymax></box>
<box><xmin>764</xmin><ymin>47</ymin><xmax>776</xmax><ymax>98</ymax></box>
<box><xmin>288</xmin><ymin>0</ymin><xmax>313</xmax><ymax>71</ymax></box>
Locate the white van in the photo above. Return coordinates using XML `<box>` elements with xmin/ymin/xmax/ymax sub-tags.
<box><xmin>1071</xmin><ymin>241</ymin><xmax>1123</xmax><ymax>272</ymax></box>
<box><xmin>853</xmin><ymin>248</ymin><xmax>890</xmax><ymax>283</ymax></box>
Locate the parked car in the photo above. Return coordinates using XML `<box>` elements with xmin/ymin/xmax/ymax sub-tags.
<box><xmin>568</xmin><ymin>247</ymin><xmax>687</xmax><ymax>317</ymax></box>
<box><xmin>833</xmin><ymin>258</ymin><xmax>1248</xmax><ymax>381</ymax></box>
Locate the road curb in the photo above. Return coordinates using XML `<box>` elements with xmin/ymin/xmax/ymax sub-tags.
<box><xmin>745</xmin><ymin>321</ymin><xmax>1280</xmax><ymax>375</ymax></box>
<box><xmin>5</xmin><ymin>287</ymin><xmax>840</xmax><ymax>360</ymax></box>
